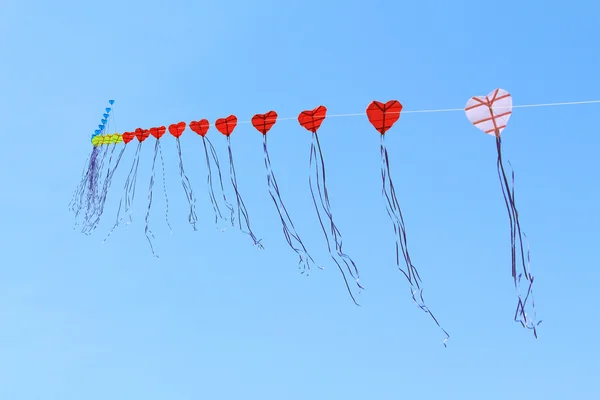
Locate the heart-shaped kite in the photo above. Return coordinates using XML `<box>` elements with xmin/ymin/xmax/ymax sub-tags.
<box><xmin>251</xmin><ymin>111</ymin><xmax>278</xmax><ymax>135</ymax></box>
<box><xmin>465</xmin><ymin>88</ymin><xmax>512</xmax><ymax>137</ymax></box>
<box><xmin>190</xmin><ymin>119</ymin><xmax>210</xmax><ymax>136</ymax></box>
<box><xmin>366</xmin><ymin>100</ymin><xmax>403</xmax><ymax>134</ymax></box>
<box><xmin>149</xmin><ymin>126</ymin><xmax>167</xmax><ymax>139</ymax></box>
<box><xmin>298</xmin><ymin>106</ymin><xmax>327</xmax><ymax>133</ymax></box>
<box><xmin>215</xmin><ymin>115</ymin><xmax>238</xmax><ymax>137</ymax></box>
<box><xmin>168</xmin><ymin>122</ymin><xmax>187</xmax><ymax>138</ymax></box>
<box><xmin>122</xmin><ymin>131</ymin><xmax>135</xmax><ymax>144</ymax></box>
<box><xmin>134</xmin><ymin>128</ymin><xmax>150</xmax><ymax>142</ymax></box>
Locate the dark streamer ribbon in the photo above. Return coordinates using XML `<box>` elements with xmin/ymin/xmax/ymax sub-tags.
<box><xmin>202</xmin><ymin>136</ymin><xmax>234</xmax><ymax>227</ymax></box>
<box><xmin>84</xmin><ymin>144</ymin><xmax>127</xmax><ymax>235</ymax></box>
<box><xmin>144</xmin><ymin>140</ymin><xmax>160</xmax><ymax>257</ymax></box>
<box><xmin>157</xmin><ymin>140</ymin><xmax>172</xmax><ymax>233</ymax></box>
<box><xmin>309</xmin><ymin>132</ymin><xmax>362</xmax><ymax>305</ymax></box>
<box><xmin>263</xmin><ymin>135</ymin><xmax>319</xmax><ymax>273</ymax></box>
<box><xmin>69</xmin><ymin>151</ymin><xmax>92</xmax><ymax>217</ymax></box>
<box><xmin>103</xmin><ymin>142</ymin><xmax>142</xmax><ymax>242</ymax></box>
<box><xmin>495</xmin><ymin>135</ymin><xmax>540</xmax><ymax>337</ymax></box>
<box><xmin>226</xmin><ymin>136</ymin><xmax>263</xmax><ymax>248</ymax></box>
<box><xmin>176</xmin><ymin>138</ymin><xmax>198</xmax><ymax>230</ymax></box>
<box><xmin>380</xmin><ymin>135</ymin><xmax>449</xmax><ymax>346</ymax></box>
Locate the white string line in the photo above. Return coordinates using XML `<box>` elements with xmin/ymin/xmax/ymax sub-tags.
<box><xmin>236</xmin><ymin>99</ymin><xmax>600</xmax><ymax>124</ymax></box>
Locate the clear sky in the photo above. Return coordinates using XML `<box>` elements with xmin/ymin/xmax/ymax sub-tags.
<box><xmin>1</xmin><ymin>0</ymin><xmax>599</xmax><ymax>398</ymax></box>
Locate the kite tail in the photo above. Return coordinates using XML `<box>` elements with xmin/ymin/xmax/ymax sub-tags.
<box><xmin>103</xmin><ymin>142</ymin><xmax>142</xmax><ymax>242</ymax></box>
<box><xmin>495</xmin><ymin>136</ymin><xmax>540</xmax><ymax>337</ymax></box>
<box><xmin>176</xmin><ymin>138</ymin><xmax>198</xmax><ymax>230</ymax></box>
<box><xmin>82</xmin><ymin>145</ymin><xmax>116</xmax><ymax>235</ymax></box>
<box><xmin>157</xmin><ymin>141</ymin><xmax>172</xmax><ymax>233</ymax></box>
<box><xmin>206</xmin><ymin>136</ymin><xmax>235</xmax><ymax>226</ymax></box>
<box><xmin>226</xmin><ymin>136</ymin><xmax>263</xmax><ymax>248</ymax></box>
<box><xmin>144</xmin><ymin>140</ymin><xmax>159</xmax><ymax>257</ymax></box>
<box><xmin>263</xmin><ymin>135</ymin><xmax>319</xmax><ymax>273</ymax></box>
<box><xmin>69</xmin><ymin>151</ymin><xmax>92</xmax><ymax>216</ymax></box>
<box><xmin>202</xmin><ymin>137</ymin><xmax>226</xmax><ymax>226</ymax></box>
<box><xmin>77</xmin><ymin>146</ymin><xmax>102</xmax><ymax>230</ymax></box>
<box><xmin>380</xmin><ymin>135</ymin><xmax>449</xmax><ymax>346</ymax></box>
<box><xmin>309</xmin><ymin>133</ymin><xmax>361</xmax><ymax>305</ymax></box>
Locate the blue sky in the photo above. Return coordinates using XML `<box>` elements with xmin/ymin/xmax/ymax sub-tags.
<box><xmin>1</xmin><ymin>0</ymin><xmax>600</xmax><ymax>398</ymax></box>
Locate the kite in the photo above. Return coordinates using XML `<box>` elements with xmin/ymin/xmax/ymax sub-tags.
<box><xmin>366</xmin><ymin>100</ymin><xmax>449</xmax><ymax>344</ymax></box>
<box><xmin>215</xmin><ymin>115</ymin><xmax>263</xmax><ymax>248</ymax></box>
<box><xmin>465</xmin><ymin>88</ymin><xmax>540</xmax><ymax>337</ymax></box>
<box><xmin>252</xmin><ymin>111</ymin><xmax>320</xmax><ymax>273</ymax></box>
<box><xmin>189</xmin><ymin>119</ymin><xmax>235</xmax><ymax>229</ymax></box>
<box><xmin>298</xmin><ymin>106</ymin><xmax>363</xmax><ymax>305</ymax></box>
<box><xmin>70</xmin><ymin>100</ymin><xmax>117</xmax><ymax>233</ymax></box>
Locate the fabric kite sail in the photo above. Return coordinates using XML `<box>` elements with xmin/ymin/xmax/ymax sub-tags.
<box><xmin>465</xmin><ymin>88</ymin><xmax>540</xmax><ymax>337</ymax></box>
<box><xmin>215</xmin><ymin>115</ymin><xmax>263</xmax><ymax>248</ymax></box>
<box><xmin>298</xmin><ymin>106</ymin><xmax>362</xmax><ymax>305</ymax></box>
<box><xmin>252</xmin><ymin>111</ymin><xmax>320</xmax><ymax>273</ymax></box>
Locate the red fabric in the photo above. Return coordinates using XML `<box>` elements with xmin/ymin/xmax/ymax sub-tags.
<box><xmin>149</xmin><ymin>126</ymin><xmax>167</xmax><ymax>139</ymax></box>
<box><xmin>134</xmin><ymin>128</ymin><xmax>150</xmax><ymax>142</ymax></box>
<box><xmin>215</xmin><ymin>115</ymin><xmax>237</xmax><ymax>136</ymax></box>
<box><xmin>168</xmin><ymin>122</ymin><xmax>186</xmax><ymax>138</ymax></box>
<box><xmin>366</xmin><ymin>100</ymin><xmax>402</xmax><ymax>134</ymax></box>
<box><xmin>298</xmin><ymin>106</ymin><xmax>327</xmax><ymax>133</ymax></box>
<box><xmin>190</xmin><ymin>119</ymin><xmax>210</xmax><ymax>136</ymax></box>
<box><xmin>251</xmin><ymin>111</ymin><xmax>278</xmax><ymax>135</ymax></box>
<box><xmin>122</xmin><ymin>131</ymin><xmax>135</xmax><ymax>144</ymax></box>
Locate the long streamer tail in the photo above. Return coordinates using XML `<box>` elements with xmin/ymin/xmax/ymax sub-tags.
<box><xmin>309</xmin><ymin>132</ymin><xmax>362</xmax><ymax>305</ymax></box>
<box><xmin>264</xmin><ymin>135</ymin><xmax>319</xmax><ymax>273</ymax></box>
<box><xmin>380</xmin><ymin>134</ymin><xmax>449</xmax><ymax>346</ymax></box>
<box><xmin>226</xmin><ymin>136</ymin><xmax>263</xmax><ymax>248</ymax></box>
<box><xmin>157</xmin><ymin>141</ymin><xmax>172</xmax><ymax>233</ymax></box>
<box><xmin>205</xmin><ymin>136</ymin><xmax>235</xmax><ymax>226</ymax></box>
<box><xmin>103</xmin><ymin>142</ymin><xmax>142</xmax><ymax>242</ymax></box>
<box><xmin>202</xmin><ymin>137</ymin><xmax>226</xmax><ymax>226</ymax></box>
<box><xmin>176</xmin><ymin>138</ymin><xmax>198</xmax><ymax>230</ymax></box>
<box><xmin>495</xmin><ymin>136</ymin><xmax>540</xmax><ymax>337</ymax></box>
<box><xmin>144</xmin><ymin>140</ymin><xmax>159</xmax><ymax>257</ymax></box>
<box><xmin>84</xmin><ymin>144</ymin><xmax>127</xmax><ymax>235</ymax></box>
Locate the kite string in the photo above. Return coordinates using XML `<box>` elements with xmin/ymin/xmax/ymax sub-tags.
<box><xmin>234</xmin><ymin>99</ymin><xmax>600</xmax><ymax>124</ymax></box>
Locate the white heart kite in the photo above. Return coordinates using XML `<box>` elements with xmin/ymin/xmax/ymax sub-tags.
<box><xmin>465</xmin><ymin>89</ymin><xmax>512</xmax><ymax>137</ymax></box>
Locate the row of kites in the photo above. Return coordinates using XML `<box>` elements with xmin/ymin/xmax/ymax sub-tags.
<box><xmin>70</xmin><ymin>89</ymin><xmax>540</xmax><ymax>346</ymax></box>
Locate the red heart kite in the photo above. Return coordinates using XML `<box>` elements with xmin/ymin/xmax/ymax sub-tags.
<box><xmin>168</xmin><ymin>122</ymin><xmax>186</xmax><ymax>138</ymax></box>
<box><xmin>134</xmin><ymin>128</ymin><xmax>150</xmax><ymax>142</ymax></box>
<box><xmin>190</xmin><ymin>119</ymin><xmax>210</xmax><ymax>137</ymax></box>
<box><xmin>366</xmin><ymin>100</ymin><xmax>402</xmax><ymax>134</ymax></box>
<box><xmin>149</xmin><ymin>126</ymin><xmax>167</xmax><ymax>139</ymax></box>
<box><xmin>215</xmin><ymin>115</ymin><xmax>237</xmax><ymax>137</ymax></box>
<box><xmin>251</xmin><ymin>111</ymin><xmax>278</xmax><ymax>135</ymax></box>
<box><xmin>122</xmin><ymin>131</ymin><xmax>135</xmax><ymax>144</ymax></box>
<box><xmin>298</xmin><ymin>106</ymin><xmax>327</xmax><ymax>133</ymax></box>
